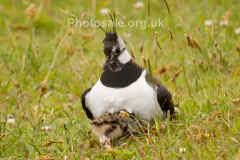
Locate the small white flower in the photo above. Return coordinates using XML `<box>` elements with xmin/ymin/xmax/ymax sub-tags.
<box><xmin>179</xmin><ymin>148</ymin><xmax>186</xmax><ymax>153</ymax></box>
<box><xmin>134</xmin><ymin>2</ymin><xmax>144</xmax><ymax>9</ymax></box>
<box><xmin>41</xmin><ymin>125</ymin><xmax>52</xmax><ymax>131</ymax></box>
<box><xmin>235</xmin><ymin>27</ymin><xmax>240</xmax><ymax>35</ymax></box>
<box><xmin>100</xmin><ymin>8</ymin><xmax>110</xmax><ymax>15</ymax></box>
<box><xmin>204</xmin><ymin>20</ymin><xmax>213</xmax><ymax>26</ymax></box>
<box><xmin>219</xmin><ymin>20</ymin><xmax>228</xmax><ymax>26</ymax></box>
<box><xmin>7</xmin><ymin>118</ymin><xmax>15</xmax><ymax>124</ymax></box>
<box><xmin>7</xmin><ymin>114</ymin><xmax>15</xmax><ymax>124</ymax></box>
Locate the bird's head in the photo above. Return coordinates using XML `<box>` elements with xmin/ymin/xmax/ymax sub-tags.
<box><xmin>103</xmin><ymin>32</ymin><xmax>131</xmax><ymax>72</ymax></box>
<box><xmin>102</xmin><ymin>32</ymin><xmax>126</xmax><ymax>60</ymax></box>
<box><xmin>96</xmin><ymin>12</ymin><xmax>131</xmax><ymax>72</ymax></box>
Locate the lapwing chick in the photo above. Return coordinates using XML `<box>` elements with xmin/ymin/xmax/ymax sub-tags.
<box><xmin>91</xmin><ymin>111</ymin><xmax>138</xmax><ymax>144</ymax></box>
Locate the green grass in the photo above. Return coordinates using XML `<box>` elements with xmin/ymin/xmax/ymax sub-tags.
<box><xmin>1</xmin><ymin>0</ymin><xmax>240</xmax><ymax>159</ymax></box>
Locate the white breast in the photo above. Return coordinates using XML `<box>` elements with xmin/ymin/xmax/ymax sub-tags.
<box><xmin>85</xmin><ymin>70</ymin><xmax>163</xmax><ymax>120</ymax></box>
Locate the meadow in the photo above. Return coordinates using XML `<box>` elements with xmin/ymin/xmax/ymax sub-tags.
<box><xmin>0</xmin><ymin>0</ymin><xmax>240</xmax><ymax>159</ymax></box>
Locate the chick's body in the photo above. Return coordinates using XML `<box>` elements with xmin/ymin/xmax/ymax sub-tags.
<box><xmin>91</xmin><ymin>111</ymin><xmax>138</xmax><ymax>144</ymax></box>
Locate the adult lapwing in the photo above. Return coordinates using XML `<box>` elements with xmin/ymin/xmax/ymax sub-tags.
<box><xmin>81</xmin><ymin>19</ymin><xmax>174</xmax><ymax>121</ymax></box>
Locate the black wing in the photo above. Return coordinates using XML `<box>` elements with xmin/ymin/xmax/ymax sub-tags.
<box><xmin>81</xmin><ymin>88</ymin><xmax>94</xmax><ymax>120</ymax></box>
<box><xmin>157</xmin><ymin>84</ymin><xmax>175</xmax><ymax>119</ymax></box>
<box><xmin>145</xmin><ymin>73</ymin><xmax>175</xmax><ymax>119</ymax></box>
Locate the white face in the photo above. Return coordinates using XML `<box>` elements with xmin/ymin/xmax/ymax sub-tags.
<box><xmin>111</xmin><ymin>36</ymin><xmax>125</xmax><ymax>53</ymax></box>
<box><xmin>117</xmin><ymin>36</ymin><xmax>125</xmax><ymax>51</ymax></box>
<box><xmin>116</xmin><ymin>36</ymin><xmax>131</xmax><ymax>64</ymax></box>
<box><xmin>118</xmin><ymin>49</ymin><xmax>131</xmax><ymax>64</ymax></box>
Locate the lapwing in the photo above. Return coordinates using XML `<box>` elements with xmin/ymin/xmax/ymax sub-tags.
<box><xmin>91</xmin><ymin>110</ymin><xmax>140</xmax><ymax>144</ymax></box>
<box><xmin>81</xmin><ymin>17</ymin><xmax>174</xmax><ymax>121</ymax></box>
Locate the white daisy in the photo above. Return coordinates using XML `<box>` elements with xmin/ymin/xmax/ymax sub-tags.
<box><xmin>7</xmin><ymin>114</ymin><xmax>15</xmax><ymax>124</ymax></box>
<box><xmin>204</xmin><ymin>20</ymin><xmax>213</xmax><ymax>26</ymax></box>
<box><xmin>134</xmin><ymin>2</ymin><xmax>144</xmax><ymax>9</ymax></box>
<box><xmin>235</xmin><ymin>27</ymin><xmax>240</xmax><ymax>35</ymax></box>
<box><xmin>100</xmin><ymin>8</ymin><xmax>110</xmax><ymax>15</ymax></box>
<box><xmin>41</xmin><ymin>125</ymin><xmax>52</xmax><ymax>131</ymax></box>
<box><xmin>219</xmin><ymin>20</ymin><xmax>228</xmax><ymax>26</ymax></box>
<box><xmin>179</xmin><ymin>148</ymin><xmax>186</xmax><ymax>153</ymax></box>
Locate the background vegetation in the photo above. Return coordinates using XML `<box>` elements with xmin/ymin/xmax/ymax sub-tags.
<box><xmin>0</xmin><ymin>0</ymin><xmax>240</xmax><ymax>159</ymax></box>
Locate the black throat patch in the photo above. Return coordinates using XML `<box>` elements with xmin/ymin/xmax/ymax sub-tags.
<box><xmin>100</xmin><ymin>60</ymin><xmax>143</xmax><ymax>88</ymax></box>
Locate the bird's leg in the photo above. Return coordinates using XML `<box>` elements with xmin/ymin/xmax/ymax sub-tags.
<box><xmin>99</xmin><ymin>135</ymin><xmax>110</xmax><ymax>144</ymax></box>
<box><xmin>99</xmin><ymin>136</ymin><xmax>114</xmax><ymax>152</ymax></box>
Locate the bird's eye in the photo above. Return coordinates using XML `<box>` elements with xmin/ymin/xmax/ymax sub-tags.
<box><xmin>116</xmin><ymin>48</ymin><xmax>120</xmax><ymax>54</ymax></box>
